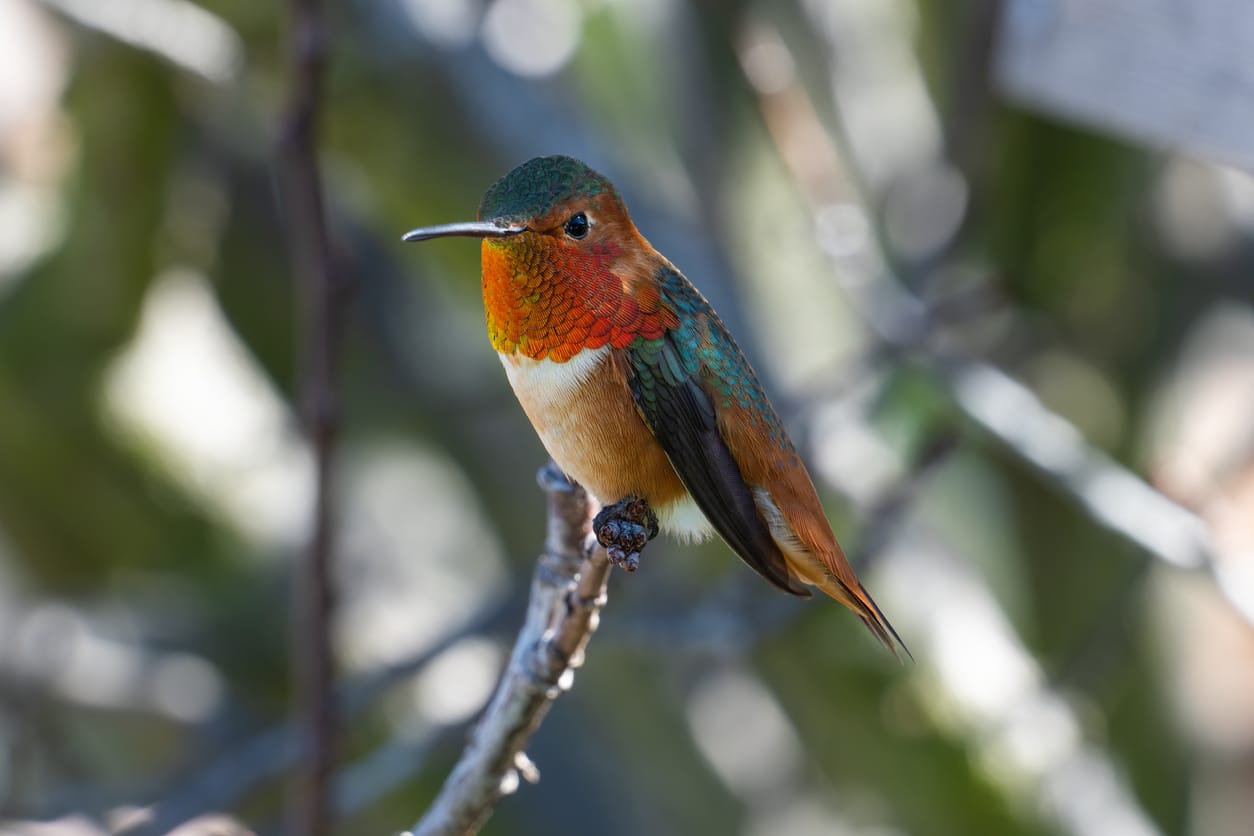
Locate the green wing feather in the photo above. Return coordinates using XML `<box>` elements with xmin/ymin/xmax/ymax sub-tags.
<box><xmin>624</xmin><ymin>268</ymin><xmax>809</xmax><ymax>596</ymax></box>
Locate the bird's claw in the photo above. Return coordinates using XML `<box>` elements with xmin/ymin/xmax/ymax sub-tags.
<box><xmin>593</xmin><ymin>497</ymin><xmax>658</xmax><ymax>573</ymax></box>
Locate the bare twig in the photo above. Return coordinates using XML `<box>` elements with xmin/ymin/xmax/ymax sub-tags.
<box><xmin>277</xmin><ymin>0</ymin><xmax>344</xmax><ymax>834</ymax></box>
<box><xmin>408</xmin><ymin>462</ymin><xmax>613</xmax><ymax>836</ymax></box>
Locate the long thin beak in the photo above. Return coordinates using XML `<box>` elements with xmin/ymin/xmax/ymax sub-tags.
<box><xmin>401</xmin><ymin>220</ymin><xmax>526</xmax><ymax>242</ymax></box>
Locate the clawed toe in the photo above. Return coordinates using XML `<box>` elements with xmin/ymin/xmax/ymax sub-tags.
<box><xmin>593</xmin><ymin>496</ymin><xmax>658</xmax><ymax>573</ymax></box>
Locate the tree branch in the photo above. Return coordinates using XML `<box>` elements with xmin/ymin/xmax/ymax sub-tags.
<box><xmin>408</xmin><ymin>462</ymin><xmax>612</xmax><ymax>836</ymax></box>
<box><xmin>277</xmin><ymin>0</ymin><xmax>344</xmax><ymax>834</ymax></box>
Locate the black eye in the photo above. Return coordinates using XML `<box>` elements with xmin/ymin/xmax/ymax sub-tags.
<box><xmin>563</xmin><ymin>212</ymin><xmax>589</xmax><ymax>239</ymax></box>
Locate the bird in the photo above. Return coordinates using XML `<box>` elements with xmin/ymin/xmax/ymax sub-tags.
<box><xmin>403</xmin><ymin>155</ymin><xmax>904</xmax><ymax>654</ymax></box>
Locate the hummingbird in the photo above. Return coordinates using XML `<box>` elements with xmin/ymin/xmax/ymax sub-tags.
<box><xmin>403</xmin><ymin>155</ymin><xmax>903</xmax><ymax>653</ymax></box>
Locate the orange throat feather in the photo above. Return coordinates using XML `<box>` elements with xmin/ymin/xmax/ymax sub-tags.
<box><xmin>481</xmin><ymin>235</ymin><xmax>676</xmax><ymax>362</ymax></box>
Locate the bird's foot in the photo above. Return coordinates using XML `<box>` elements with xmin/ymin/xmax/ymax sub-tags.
<box><xmin>593</xmin><ymin>496</ymin><xmax>659</xmax><ymax>573</ymax></box>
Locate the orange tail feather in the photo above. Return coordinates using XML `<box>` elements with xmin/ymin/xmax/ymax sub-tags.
<box><xmin>784</xmin><ymin>549</ymin><xmax>911</xmax><ymax>660</ymax></box>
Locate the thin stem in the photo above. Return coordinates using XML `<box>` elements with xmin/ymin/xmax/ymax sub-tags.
<box><xmin>277</xmin><ymin>0</ymin><xmax>344</xmax><ymax>834</ymax></box>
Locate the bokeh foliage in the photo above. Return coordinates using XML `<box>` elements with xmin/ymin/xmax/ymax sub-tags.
<box><xmin>1</xmin><ymin>1</ymin><xmax>1251</xmax><ymax>835</ymax></box>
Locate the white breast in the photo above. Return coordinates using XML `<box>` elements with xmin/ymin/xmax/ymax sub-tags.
<box><xmin>499</xmin><ymin>345</ymin><xmax>609</xmax><ymax>403</ymax></box>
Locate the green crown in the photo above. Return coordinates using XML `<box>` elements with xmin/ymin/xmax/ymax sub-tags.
<box><xmin>478</xmin><ymin>155</ymin><xmax>613</xmax><ymax>223</ymax></box>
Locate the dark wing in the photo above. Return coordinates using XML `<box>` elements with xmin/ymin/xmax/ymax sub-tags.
<box><xmin>624</xmin><ymin>329</ymin><xmax>810</xmax><ymax>597</ymax></box>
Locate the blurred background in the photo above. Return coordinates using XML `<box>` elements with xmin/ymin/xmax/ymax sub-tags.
<box><xmin>2</xmin><ymin>0</ymin><xmax>1253</xmax><ymax>834</ymax></box>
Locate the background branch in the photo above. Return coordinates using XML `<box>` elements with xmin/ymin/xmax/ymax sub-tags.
<box><xmin>277</xmin><ymin>0</ymin><xmax>344</xmax><ymax>834</ymax></box>
<box><xmin>409</xmin><ymin>462</ymin><xmax>612</xmax><ymax>836</ymax></box>
<box><xmin>132</xmin><ymin>594</ymin><xmax>518</xmax><ymax>834</ymax></box>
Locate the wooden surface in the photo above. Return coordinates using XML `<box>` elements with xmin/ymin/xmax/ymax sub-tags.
<box><xmin>996</xmin><ymin>0</ymin><xmax>1254</xmax><ymax>171</ymax></box>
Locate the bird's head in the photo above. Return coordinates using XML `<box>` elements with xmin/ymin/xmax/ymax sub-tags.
<box><xmin>404</xmin><ymin>155</ymin><xmax>671</xmax><ymax>360</ymax></box>
<box><xmin>403</xmin><ymin>154</ymin><xmax>639</xmax><ymax>267</ymax></box>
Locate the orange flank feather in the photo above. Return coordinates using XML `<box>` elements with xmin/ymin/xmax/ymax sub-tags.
<box><xmin>500</xmin><ymin>349</ymin><xmax>689</xmax><ymax>515</ymax></box>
